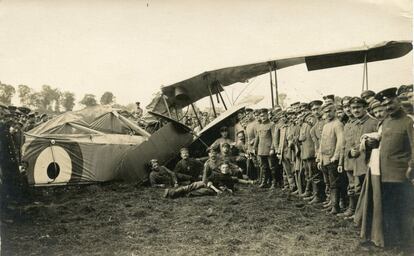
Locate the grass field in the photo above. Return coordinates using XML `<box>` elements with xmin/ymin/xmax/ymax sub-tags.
<box><xmin>1</xmin><ymin>183</ymin><xmax>410</xmax><ymax>256</ymax></box>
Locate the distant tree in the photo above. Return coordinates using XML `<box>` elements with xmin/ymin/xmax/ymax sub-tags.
<box><xmin>0</xmin><ymin>82</ymin><xmax>16</xmax><ymax>105</ymax></box>
<box><xmin>100</xmin><ymin>91</ymin><xmax>114</xmax><ymax>105</ymax></box>
<box><xmin>61</xmin><ymin>91</ymin><xmax>76</xmax><ymax>112</ymax></box>
<box><xmin>39</xmin><ymin>85</ymin><xmax>61</xmax><ymax>111</ymax></box>
<box><xmin>17</xmin><ymin>84</ymin><xmax>33</xmax><ymax>106</ymax></box>
<box><xmin>79</xmin><ymin>94</ymin><xmax>97</xmax><ymax>107</ymax></box>
<box><xmin>27</xmin><ymin>92</ymin><xmax>43</xmax><ymax>110</ymax></box>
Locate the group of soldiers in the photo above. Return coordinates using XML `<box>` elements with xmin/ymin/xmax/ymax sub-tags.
<box><xmin>0</xmin><ymin>104</ymin><xmax>49</xmax><ymax>200</ymax></box>
<box><xmin>150</xmin><ymin>84</ymin><xmax>413</xmax><ymax>249</ymax></box>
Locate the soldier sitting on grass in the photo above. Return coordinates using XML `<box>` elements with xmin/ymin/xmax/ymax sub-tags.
<box><xmin>149</xmin><ymin>159</ymin><xmax>179</xmax><ymax>188</ymax></box>
<box><xmin>173</xmin><ymin>147</ymin><xmax>204</xmax><ymax>183</ymax></box>
<box><xmin>163</xmin><ymin>162</ymin><xmax>254</xmax><ymax>199</ymax></box>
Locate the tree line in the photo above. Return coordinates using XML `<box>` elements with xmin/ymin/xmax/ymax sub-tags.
<box><xmin>0</xmin><ymin>81</ymin><xmax>132</xmax><ymax>113</ymax></box>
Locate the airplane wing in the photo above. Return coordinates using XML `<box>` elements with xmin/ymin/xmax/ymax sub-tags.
<box><xmin>160</xmin><ymin>40</ymin><xmax>412</xmax><ymax>109</ymax></box>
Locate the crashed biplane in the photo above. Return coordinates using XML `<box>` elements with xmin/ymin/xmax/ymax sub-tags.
<box><xmin>22</xmin><ymin>40</ymin><xmax>412</xmax><ymax>186</ymax></box>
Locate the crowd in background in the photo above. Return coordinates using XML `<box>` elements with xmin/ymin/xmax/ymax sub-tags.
<box><xmin>1</xmin><ymin>83</ymin><xmax>413</xmax><ymax>251</ymax></box>
<box><xmin>154</xmin><ymin>84</ymin><xmax>413</xmax><ymax>250</ymax></box>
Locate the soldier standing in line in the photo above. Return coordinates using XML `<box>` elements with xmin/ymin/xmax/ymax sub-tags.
<box><xmin>298</xmin><ymin>107</ymin><xmax>316</xmax><ymax>198</ymax></box>
<box><xmin>244</xmin><ymin>109</ymin><xmax>259</xmax><ymax>180</ymax></box>
<box><xmin>307</xmin><ymin>100</ymin><xmax>326</xmax><ymax>204</ymax></box>
<box><xmin>278</xmin><ymin>110</ymin><xmax>297</xmax><ymax>192</ymax></box>
<box><xmin>271</xmin><ymin>109</ymin><xmax>284</xmax><ymax>189</ymax></box>
<box><xmin>254</xmin><ymin>108</ymin><xmax>276</xmax><ymax>188</ymax></box>
<box><xmin>337</xmin><ymin>96</ymin><xmax>358</xmax><ymax>218</ymax></box>
<box><xmin>348</xmin><ymin>97</ymin><xmax>378</xmax><ymax>219</ymax></box>
<box><xmin>317</xmin><ymin>103</ymin><xmax>344</xmax><ymax>214</ymax></box>
<box><xmin>373</xmin><ymin>88</ymin><xmax>414</xmax><ymax>248</ymax></box>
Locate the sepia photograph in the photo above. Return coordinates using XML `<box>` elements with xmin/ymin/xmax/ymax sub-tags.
<box><xmin>0</xmin><ymin>0</ymin><xmax>413</xmax><ymax>255</ymax></box>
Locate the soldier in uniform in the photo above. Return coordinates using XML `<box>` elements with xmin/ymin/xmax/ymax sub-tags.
<box><xmin>317</xmin><ymin>103</ymin><xmax>344</xmax><ymax>214</ymax></box>
<box><xmin>349</xmin><ymin>97</ymin><xmax>378</xmax><ymax>215</ymax></box>
<box><xmin>149</xmin><ymin>159</ymin><xmax>179</xmax><ymax>188</ymax></box>
<box><xmin>374</xmin><ymin>88</ymin><xmax>414</xmax><ymax>248</ymax></box>
<box><xmin>209</xmin><ymin>126</ymin><xmax>234</xmax><ymax>153</ymax></box>
<box><xmin>254</xmin><ymin>108</ymin><xmax>276</xmax><ymax>188</ymax></box>
<box><xmin>164</xmin><ymin>162</ymin><xmax>254</xmax><ymax>199</ymax></box>
<box><xmin>298</xmin><ymin>108</ymin><xmax>317</xmax><ymax>198</ymax></box>
<box><xmin>173</xmin><ymin>148</ymin><xmax>204</xmax><ymax>182</ymax></box>
<box><xmin>135</xmin><ymin>102</ymin><xmax>143</xmax><ymax>119</ymax></box>
<box><xmin>277</xmin><ymin>110</ymin><xmax>296</xmax><ymax>192</ymax></box>
<box><xmin>337</xmin><ymin>96</ymin><xmax>359</xmax><ymax>218</ymax></box>
<box><xmin>308</xmin><ymin>100</ymin><xmax>327</xmax><ymax>204</ymax></box>
<box><xmin>271</xmin><ymin>110</ymin><xmax>284</xmax><ymax>189</ymax></box>
<box><xmin>23</xmin><ymin>113</ymin><xmax>36</xmax><ymax>132</ymax></box>
<box><xmin>244</xmin><ymin>109</ymin><xmax>258</xmax><ymax>179</ymax></box>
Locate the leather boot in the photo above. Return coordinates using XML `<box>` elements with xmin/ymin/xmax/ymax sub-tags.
<box><xmin>291</xmin><ymin>190</ymin><xmax>299</xmax><ymax>195</ymax></box>
<box><xmin>270</xmin><ymin>180</ymin><xmax>277</xmax><ymax>190</ymax></box>
<box><xmin>337</xmin><ymin>195</ymin><xmax>356</xmax><ymax>217</ymax></box>
<box><xmin>309</xmin><ymin>195</ymin><xmax>322</xmax><ymax>204</ymax></box>
<box><xmin>323</xmin><ymin>200</ymin><xmax>332</xmax><ymax>208</ymax></box>
<box><xmin>294</xmin><ymin>171</ymin><xmax>303</xmax><ymax>195</ymax></box>
<box><xmin>328</xmin><ymin>189</ymin><xmax>340</xmax><ymax>215</ymax></box>
<box><xmin>259</xmin><ymin>171</ymin><xmax>269</xmax><ymax>188</ymax></box>
<box><xmin>300</xmin><ymin>179</ymin><xmax>312</xmax><ymax>197</ymax></box>
<box><xmin>288</xmin><ymin>176</ymin><xmax>297</xmax><ymax>192</ymax></box>
<box><xmin>257</xmin><ymin>168</ymin><xmax>264</xmax><ymax>186</ymax></box>
<box><xmin>304</xmin><ymin>195</ymin><xmax>314</xmax><ymax>201</ymax></box>
<box><xmin>339</xmin><ymin>197</ymin><xmax>346</xmax><ymax>210</ymax></box>
<box><xmin>307</xmin><ymin>182</ymin><xmax>319</xmax><ymax>204</ymax></box>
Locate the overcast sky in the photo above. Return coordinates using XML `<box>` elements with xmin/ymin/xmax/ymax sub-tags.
<box><xmin>0</xmin><ymin>0</ymin><xmax>412</xmax><ymax>109</ymax></box>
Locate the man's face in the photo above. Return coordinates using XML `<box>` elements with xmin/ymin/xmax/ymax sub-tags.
<box><xmin>385</xmin><ymin>98</ymin><xmax>400</xmax><ymax>115</ymax></box>
<box><xmin>237</xmin><ymin>132</ymin><xmax>245</xmax><ymax>141</ymax></box>
<box><xmin>343</xmin><ymin>102</ymin><xmax>352</xmax><ymax>117</ymax></box>
<box><xmin>237</xmin><ymin>113</ymin><xmax>244</xmax><ymax>120</ymax></box>
<box><xmin>306</xmin><ymin>116</ymin><xmax>315</xmax><ymax>126</ymax></box>
<box><xmin>351</xmin><ymin>104</ymin><xmax>366</xmax><ymax>118</ymax></box>
<box><xmin>208</xmin><ymin>151</ymin><xmax>217</xmax><ymax>160</ymax></box>
<box><xmin>259</xmin><ymin>113</ymin><xmax>268</xmax><ymax>122</ymax></box>
<box><xmin>336</xmin><ymin>109</ymin><xmax>345</xmax><ymax>120</ymax></box>
<box><xmin>222</xmin><ymin>145</ymin><xmax>230</xmax><ymax>154</ymax></box>
<box><xmin>220</xmin><ymin>164</ymin><xmax>231</xmax><ymax>174</ymax></box>
<box><xmin>311</xmin><ymin>106</ymin><xmax>321</xmax><ymax>118</ymax></box>
<box><xmin>373</xmin><ymin>106</ymin><xmax>386</xmax><ymax>120</ymax></box>
<box><xmin>220</xmin><ymin>130</ymin><xmax>228</xmax><ymax>138</ymax></box>
<box><xmin>180</xmin><ymin>150</ymin><xmax>189</xmax><ymax>160</ymax></box>
<box><xmin>324</xmin><ymin>107</ymin><xmax>336</xmax><ymax>120</ymax></box>
<box><xmin>151</xmin><ymin>160</ymin><xmax>159</xmax><ymax>170</ymax></box>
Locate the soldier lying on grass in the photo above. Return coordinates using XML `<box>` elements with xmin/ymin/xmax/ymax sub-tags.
<box><xmin>163</xmin><ymin>162</ymin><xmax>254</xmax><ymax>198</ymax></box>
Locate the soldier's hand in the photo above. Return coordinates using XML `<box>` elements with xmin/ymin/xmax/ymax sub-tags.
<box><xmin>269</xmin><ymin>149</ymin><xmax>275</xmax><ymax>155</ymax></box>
<box><xmin>337</xmin><ymin>165</ymin><xmax>343</xmax><ymax>173</ymax></box>
<box><xmin>317</xmin><ymin>162</ymin><xmax>322</xmax><ymax>170</ymax></box>
<box><xmin>330</xmin><ymin>157</ymin><xmax>337</xmax><ymax>163</ymax></box>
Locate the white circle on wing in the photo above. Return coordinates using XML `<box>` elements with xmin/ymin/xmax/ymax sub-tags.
<box><xmin>33</xmin><ymin>146</ymin><xmax>72</xmax><ymax>184</ymax></box>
